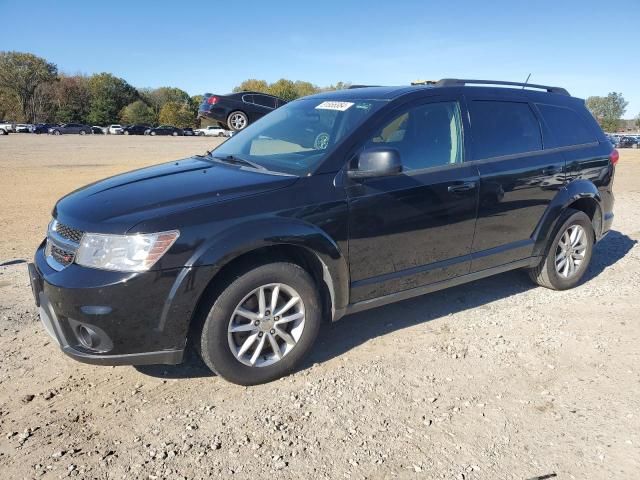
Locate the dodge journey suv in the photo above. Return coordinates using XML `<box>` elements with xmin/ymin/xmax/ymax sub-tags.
<box><xmin>29</xmin><ymin>79</ymin><xmax>616</xmax><ymax>385</ymax></box>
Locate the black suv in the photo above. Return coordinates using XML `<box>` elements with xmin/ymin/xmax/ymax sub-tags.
<box><xmin>123</xmin><ymin>124</ymin><xmax>151</xmax><ymax>135</ymax></box>
<box><xmin>198</xmin><ymin>91</ymin><xmax>286</xmax><ymax>131</ymax></box>
<box><xmin>29</xmin><ymin>79</ymin><xmax>616</xmax><ymax>385</ymax></box>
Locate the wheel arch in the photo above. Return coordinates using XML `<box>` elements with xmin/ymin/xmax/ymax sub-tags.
<box><xmin>184</xmin><ymin>219</ymin><xmax>350</xmax><ymax>338</ymax></box>
<box><xmin>532</xmin><ymin>179</ymin><xmax>603</xmax><ymax>256</ymax></box>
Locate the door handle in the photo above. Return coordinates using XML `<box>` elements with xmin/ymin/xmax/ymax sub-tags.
<box><xmin>448</xmin><ymin>181</ymin><xmax>477</xmax><ymax>193</ymax></box>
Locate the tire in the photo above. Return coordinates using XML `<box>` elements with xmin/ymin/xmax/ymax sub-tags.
<box><xmin>172</xmin><ymin>131</ymin><xmax>178</xmax><ymax>136</ymax></box>
<box><xmin>527</xmin><ymin>209</ymin><xmax>594</xmax><ymax>290</ymax></box>
<box><xmin>198</xmin><ymin>262</ymin><xmax>322</xmax><ymax>385</ymax></box>
<box><xmin>150</xmin><ymin>131</ymin><xmax>156</xmax><ymax>136</ymax></box>
<box><xmin>79</xmin><ymin>130</ymin><xmax>86</xmax><ymax>135</ymax></box>
<box><xmin>54</xmin><ymin>130</ymin><xmax>61</xmax><ymax>135</ymax></box>
<box><xmin>124</xmin><ymin>130</ymin><xmax>129</xmax><ymax>135</ymax></box>
<box><xmin>0</xmin><ymin>129</ymin><xmax>6</xmax><ymax>135</ymax></box>
<box><xmin>227</xmin><ymin>111</ymin><xmax>248</xmax><ymax>131</ymax></box>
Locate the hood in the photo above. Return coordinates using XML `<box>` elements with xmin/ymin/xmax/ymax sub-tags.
<box><xmin>53</xmin><ymin>156</ymin><xmax>298</xmax><ymax>233</ymax></box>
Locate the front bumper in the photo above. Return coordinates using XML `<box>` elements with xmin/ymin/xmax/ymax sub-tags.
<box><xmin>28</xmin><ymin>242</ymin><xmax>213</xmax><ymax>366</ymax></box>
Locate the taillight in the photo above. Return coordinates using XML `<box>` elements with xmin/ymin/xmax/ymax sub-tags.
<box><xmin>207</xmin><ymin>96</ymin><xmax>218</xmax><ymax>105</ymax></box>
<box><xmin>610</xmin><ymin>149</ymin><xmax>619</xmax><ymax>166</ymax></box>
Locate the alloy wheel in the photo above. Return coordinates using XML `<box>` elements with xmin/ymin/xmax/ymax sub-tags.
<box><xmin>229</xmin><ymin>113</ymin><xmax>247</xmax><ymax>130</ymax></box>
<box><xmin>227</xmin><ymin>283</ymin><xmax>305</xmax><ymax>367</ymax></box>
<box><xmin>555</xmin><ymin>224</ymin><xmax>588</xmax><ymax>278</ymax></box>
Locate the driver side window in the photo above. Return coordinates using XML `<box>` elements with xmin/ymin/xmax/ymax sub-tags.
<box><xmin>369</xmin><ymin>101</ymin><xmax>463</xmax><ymax>170</ymax></box>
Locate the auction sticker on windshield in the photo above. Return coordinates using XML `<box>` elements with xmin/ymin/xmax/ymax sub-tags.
<box><xmin>315</xmin><ymin>101</ymin><xmax>354</xmax><ymax>111</ymax></box>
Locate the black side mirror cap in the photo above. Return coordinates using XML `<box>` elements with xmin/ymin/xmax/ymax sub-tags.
<box><xmin>347</xmin><ymin>147</ymin><xmax>402</xmax><ymax>179</ymax></box>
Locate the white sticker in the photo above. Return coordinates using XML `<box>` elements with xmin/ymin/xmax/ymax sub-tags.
<box><xmin>315</xmin><ymin>101</ymin><xmax>354</xmax><ymax>111</ymax></box>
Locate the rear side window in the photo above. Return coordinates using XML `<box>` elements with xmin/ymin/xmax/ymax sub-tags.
<box><xmin>469</xmin><ymin>101</ymin><xmax>542</xmax><ymax>159</ymax></box>
<box><xmin>254</xmin><ymin>95</ymin><xmax>276</xmax><ymax>108</ymax></box>
<box><xmin>537</xmin><ymin>104</ymin><xmax>597</xmax><ymax>147</ymax></box>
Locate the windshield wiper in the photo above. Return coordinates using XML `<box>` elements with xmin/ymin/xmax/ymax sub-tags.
<box><xmin>207</xmin><ymin>153</ymin><xmax>267</xmax><ymax>171</ymax></box>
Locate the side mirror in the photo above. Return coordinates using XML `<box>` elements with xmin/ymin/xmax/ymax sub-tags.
<box><xmin>347</xmin><ymin>147</ymin><xmax>402</xmax><ymax>179</ymax></box>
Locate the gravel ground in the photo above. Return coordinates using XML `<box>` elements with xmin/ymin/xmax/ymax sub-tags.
<box><xmin>0</xmin><ymin>136</ymin><xmax>639</xmax><ymax>479</ymax></box>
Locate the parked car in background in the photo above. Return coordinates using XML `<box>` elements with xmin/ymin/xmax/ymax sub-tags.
<box><xmin>49</xmin><ymin>123</ymin><xmax>92</xmax><ymax>135</ymax></box>
<box><xmin>31</xmin><ymin>123</ymin><xmax>58</xmax><ymax>134</ymax></box>
<box><xmin>108</xmin><ymin>124</ymin><xmax>124</xmax><ymax>135</ymax></box>
<box><xmin>615</xmin><ymin>136</ymin><xmax>637</xmax><ymax>148</ymax></box>
<box><xmin>16</xmin><ymin>124</ymin><xmax>33</xmax><ymax>133</ymax></box>
<box><xmin>198</xmin><ymin>92</ymin><xmax>286</xmax><ymax>131</ymax></box>
<box><xmin>90</xmin><ymin>126</ymin><xmax>104</xmax><ymax>134</ymax></box>
<box><xmin>182</xmin><ymin>128</ymin><xmax>195</xmax><ymax>136</ymax></box>
<box><xmin>123</xmin><ymin>124</ymin><xmax>150</xmax><ymax>135</ymax></box>
<box><xmin>194</xmin><ymin>125</ymin><xmax>231</xmax><ymax>137</ymax></box>
<box><xmin>147</xmin><ymin>125</ymin><xmax>183</xmax><ymax>136</ymax></box>
<box><xmin>0</xmin><ymin>120</ymin><xmax>16</xmax><ymax>135</ymax></box>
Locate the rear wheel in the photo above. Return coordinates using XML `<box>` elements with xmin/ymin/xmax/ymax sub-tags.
<box><xmin>0</xmin><ymin>129</ymin><xmax>6</xmax><ymax>135</ymax></box>
<box><xmin>528</xmin><ymin>209</ymin><xmax>594</xmax><ymax>290</ymax></box>
<box><xmin>172</xmin><ymin>131</ymin><xmax>178</xmax><ymax>136</ymax></box>
<box><xmin>227</xmin><ymin>111</ymin><xmax>248</xmax><ymax>131</ymax></box>
<box><xmin>54</xmin><ymin>130</ymin><xmax>61</xmax><ymax>135</ymax></box>
<box><xmin>198</xmin><ymin>262</ymin><xmax>321</xmax><ymax>385</ymax></box>
<box><xmin>79</xmin><ymin>130</ymin><xmax>86</xmax><ymax>135</ymax></box>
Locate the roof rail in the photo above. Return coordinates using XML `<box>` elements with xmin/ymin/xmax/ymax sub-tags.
<box><xmin>348</xmin><ymin>84</ymin><xmax>380</xmax><ymax>89</ymax></box>
<box><xmin>435</xmin><ymin>78</ymin><xmax>570</xmax><ymax>96</ymax></box>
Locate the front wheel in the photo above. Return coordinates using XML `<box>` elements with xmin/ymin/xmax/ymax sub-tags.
<box><xmin>198</xmin><ymin>263</ymin><xmax>321</xmax><ymax>385</ymax></box>
<box><xmin>528</xmin><ymin>209</ymin><xmax>594</xmax><ymax>290</ymax></box>
<box><xmin>54</xmin><ymin>130</ymin><xmax>61</xmax><ymax>135</ymax></box>
<box><xmin>79</xmin><ymin>130</ymin><xmax>86</xmax><ymax>135</ymax></box>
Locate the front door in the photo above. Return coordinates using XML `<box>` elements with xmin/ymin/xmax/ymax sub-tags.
<box><xmin>346</xmin><ymin>98</ymin><xmax>479</xmax><ymax>303</ymax></box>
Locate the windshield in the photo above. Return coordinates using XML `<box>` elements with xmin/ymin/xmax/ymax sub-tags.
<box><xmin>211</xmin><ymin>98</ymin><xmax>386</xmax><ymax>175</ymax></box>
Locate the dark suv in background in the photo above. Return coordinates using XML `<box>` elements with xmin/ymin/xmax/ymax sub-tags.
<box><xmin>198</xmin><ymin>91</ymin><xmax>286</xmax><ymax>131</ymax></box>
<box><xmin>29</xmin><ymin>79</ymin><xmax>616</xmax><ymax>385</ymax></box>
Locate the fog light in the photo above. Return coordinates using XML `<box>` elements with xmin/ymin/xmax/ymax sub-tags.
<box><xmin>77</xmin><ymin>325</ymin><xmax>100</xmax><ymax>349</ymax></box>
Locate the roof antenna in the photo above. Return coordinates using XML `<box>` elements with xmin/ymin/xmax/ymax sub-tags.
<box><xmin>522</xmin><ymin>73</ymin><xmax>531</xmax><ymax>89</ymax></box>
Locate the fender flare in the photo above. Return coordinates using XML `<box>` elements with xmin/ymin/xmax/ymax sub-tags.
<box><xmin>531</xmin><ymin>179</ymin><xmax>602</xmax><ymax>257</ymax></box>
<box><xmin>188</xmin><ymin>218</ymin><xmax>350</xmax><ymax>318</ymax></box>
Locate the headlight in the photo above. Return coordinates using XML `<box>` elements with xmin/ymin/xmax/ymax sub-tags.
<box><xmin>75</xmin><ymin>230</ymin><xmax>179</xmax><ymax>272</ymax></box>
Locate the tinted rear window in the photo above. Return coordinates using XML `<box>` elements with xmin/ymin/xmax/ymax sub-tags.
<box><xmin>537</xmin><ymin>104</ymin><xmax>597</xmax><ymax>147</ymax></box>
<box><xmin>469</xmin><ymin>101</ymin><xmax>542</xmax><ymax>159</ymax></box>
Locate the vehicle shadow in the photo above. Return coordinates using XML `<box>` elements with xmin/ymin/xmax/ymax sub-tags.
<box><xmin>136</xmin><ymin>230</ymin><xmax>635</xmax><ymax>380</ymax></box>
<box><xmin>303</xmin><ymin>229</ymin><xmax>636</xmax><ymax>369</ymax></box>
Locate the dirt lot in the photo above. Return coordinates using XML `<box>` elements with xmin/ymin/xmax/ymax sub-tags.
<box><xmin>0</xmin><ymin>135</ymin><xmax>639</xmax><ymax>479</ymax></box>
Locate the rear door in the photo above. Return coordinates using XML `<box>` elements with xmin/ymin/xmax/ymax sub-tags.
<box><xmin>251</xmin><ymin>95</ymin><xmax>276</xmax><ymax>121</ymax></box>
<box><xmin>466</xmin><ymin>95</ymin><xmax>566</xmax><ymax>271</ymax></box>
<box><xmin>347</xmin><ymin>96</ymin><xmax>479</xmax><ymax>302</ymax></box>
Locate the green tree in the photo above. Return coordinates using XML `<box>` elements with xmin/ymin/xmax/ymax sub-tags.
<box><xmin>636</xmin><ymin>114</ymin><xmax>640</xmax><ymax>129</ymax></box>
<box><xmin>586</xmin><ymin>92</ymin><xmax>628</xmax><ymax>132</ymax></box>
<box><xmin>293</xmin><ymin>80</ymin><xmax>319</xmax><ymax>98</ymax></box>
<box><xmin>0</xmin><ymin>88</ymin><xmax>22</xmax><ymax>121</ymax></box>
<box><xmin>52</xmin><ymin>75</ymin><xmax>91</xmax><ymax>123</ymax></box>
<box><xmin>268</xmin><ymin>79</ymin><xmax>298</xmax><ymax>102</ymax></box>
<box><xmin>87</xmin><ymin>73</ymin><xmax>138</xmax><ymax>125</ymax></box>
<box><xmin>140</xmin><ymin>87</ymin><xmax>190</xmax><ymax>123</ymax></box>
<box><xmin>120</xmin><ymin>100</ymin><xmax>155</xmax><ymax>125</ymax></box>
<box><xmin>0</xmin><ymin>51</ymin><xmax>58</xmax><ymax>122</ymax></box>
<box><xmin>233</xmin><ymin>79</ymin><xmax>270</xmax><ymax>94</ymax></box>
<box><xmin>158</xmin><ymin>101</ymin><xmax>195</xmax><ymax>128</ymax></box>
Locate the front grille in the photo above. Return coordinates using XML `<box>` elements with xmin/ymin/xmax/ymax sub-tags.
<box><xmin>46</xmin><ymin>220</ymin><xmax>84</xmax><ymax>270</ymax></box>
<box><xmin>54</xmin><ymin>222</ymin><xmax>84</xmax><ymax>244</ymax></box>
<box><xmin>48</xmin><ymin>242</ymin><xmax>75</xmax><ymax>267</ymax></box>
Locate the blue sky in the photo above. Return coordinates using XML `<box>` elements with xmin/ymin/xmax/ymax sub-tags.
<box><xmin>1</xmin><ymin>0</ymin><xmax>639</xmax><ymax>117</ymax></box>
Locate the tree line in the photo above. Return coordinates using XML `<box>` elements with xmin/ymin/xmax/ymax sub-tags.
<box><xmin>1</xmin><ymin>51</ymin><xmax>637</xmax><ymax>131</ymax></box>
<box><xmin>0</xmin><ymin>51</ymin><xmax>350</xmax><ymax>128</ymax></box>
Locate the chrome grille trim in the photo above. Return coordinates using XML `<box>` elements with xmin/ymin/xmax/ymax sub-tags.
<box><xmin>45</xmin><ymin>220</ymin><xmax>84</xmax><ymax>271</ymax></box>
